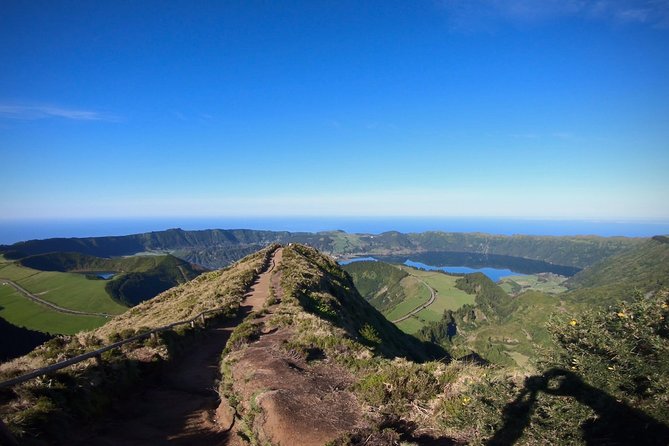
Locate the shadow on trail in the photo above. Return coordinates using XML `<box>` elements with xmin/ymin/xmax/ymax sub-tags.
<box><xmin>487</xmin><ymin>368</ymin><xmax>669</xmax><ymax>446</ymax></box>
<box><xmin>70</xmin><ymin>271</ymin><xmax>270</xmax><ymax>446</ymax></box>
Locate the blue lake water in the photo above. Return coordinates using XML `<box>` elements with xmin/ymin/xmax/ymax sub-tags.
<box><xmin>404</xmin><ymin>260</ymin><xmax>524</xmax><ymax>282</ymax></box>
<box><xmin>339</xmin><ymin>257</ymin><xmax>524</xmax><ymax>282</ymax></box>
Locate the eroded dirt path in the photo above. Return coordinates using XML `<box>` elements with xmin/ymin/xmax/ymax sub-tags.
<box><xmin>74</xmin><ymin>248</ymin><xmax>282</xmax><ymax>446</ymax></box>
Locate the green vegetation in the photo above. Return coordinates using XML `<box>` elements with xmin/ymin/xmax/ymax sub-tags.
<box><xmin>342</xmin><ymin>261</ymin><xmax>412</xmax><ymax>312</ymax></box>
<box><xmin>2</xmin><ymin>243</ymin><xmax>667</xmax><ymax>445</ymax></box>
<box><xmin>0</xmin><ymin>245</ymin><xmax>278</xmax><ymax>445</ymax></box>
<box><xmin>18</xmin><ymin>252</ymin><xmax>204</xmax><ymax>307</ymax></box>
<box><xmin>344</xmin><ymin>261</ymin><xmax>474</xmax><ymax>334</ymax></box>
<box><xmin>0</xmin><ymin>285</ymin><xmax>108</xmax><ymax>334</ymax></box>
<box><xmin>222</xmin><ymin>244</ymin><xmax>669</xmax><ymax>444</ymax></box>
<box><xmin>1</xmin><ymin>263</ymin><xmax>126</xmax><ymax>314</ymax></box>
<box><xmin>0</xmin><ymin>252</ymin><xmax>205</xmax><ymax>335</ymax></box>
<box><xmin>499</xmin><ymin>273</ymin><xmax>568</xmax><ymax>295</ymax></box>
<box><xmin>395</xmin><ymin>265</ymin><xmax>474</xmax><ymax>319</ymax></box>
<box><xmin>565</xmin><ymin>238</ymin><xmax>669</xmax><ymax>305</ymax></box>
<box><xmin>0</xmin><ymin>261</ymin><xmax>123</xmax><ymax>333</ymax></box>
<box><xmin>1</xmin><ymin>227</ymin><xmax>641</xmax><ymax>269</ymax></box>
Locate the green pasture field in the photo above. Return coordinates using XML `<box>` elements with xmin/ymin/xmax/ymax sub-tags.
<box><xmin>499</xmin><ymin>274</ymin><xmax>567</xmax><ymax>295</ymax></box>
<box><xmin>395</xmin><ymin>316</ymin><xmax>424</xmax><ymax>334</ymax></box>
<box><xmin>0</xmin><ymin>285</ymin><xmax>108</xmax><ymax>334</ymax></box>
<box><xmin>396</xmin><ymin>266</ymin><xmax>475</xmax><ymax>319</ymax></box>
<box><xmin>0</xmin><ymin>263</ymin><xmax>127</xmax><ymax>314</ymax></box>
<box><xmin>384</xmin><ymin>275</ymin><xmax>431</xmax><ymax>321</ymax></box>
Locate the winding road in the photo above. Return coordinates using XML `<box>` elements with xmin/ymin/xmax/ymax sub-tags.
<box><xmin>0</xmin><ymin>278</ymin><xmax>112</xmax><ymax>318</ymax></box>
<box><xmin>390</xmin><ymin>277</ymin><xmax>437</xmax><ymax>324</ymax></box>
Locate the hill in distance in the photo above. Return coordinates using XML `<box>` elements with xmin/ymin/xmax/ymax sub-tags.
<box><xmin>0</xmin><ymin>252</ymin><xmax>205</xmax><ymax>343</ymax></box>
<box><xmin>0</xmin><ymin>227</ymin><xmax>642</xmax><ymax>270</ymax></box>
<box><xmin>565</xmin><ymin>236</ymin><xmax>669</xmax><ymax>304</ymax></box>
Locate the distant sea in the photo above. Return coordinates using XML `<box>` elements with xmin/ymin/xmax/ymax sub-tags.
<box><xmin>1</xmin><ymin>217</ymin><xmax>668</xmax><ymax>245</ymax></box>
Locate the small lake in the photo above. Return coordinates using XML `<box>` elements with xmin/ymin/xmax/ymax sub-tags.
<box><xmin>339</xmin><ymin>250</ymin><xmax>579</xmax><ymax>282</ymax></box>
<box><xmin>403</xmin><ymin>260</ymin><xmax>524</xmax><ymax>283</ymax></box>
<box><xmin>79</xmin><ymin>271</ymin><xmax>116</xmax><ymax>280</ymax></box>
<box><xmin>339</xmin><ymin>257</ymin><xmax>525</xmax><ymax>282</ymax></box>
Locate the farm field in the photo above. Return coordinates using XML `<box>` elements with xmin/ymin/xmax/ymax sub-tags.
<box><xmin>387</xmin><ymin>265</ymin><xmax>474</xmax><ymax>333</ymax></box>
<box><xmin>499</xmin><ymin>273</ymin><xmax>567</xmax><ymax>295</ymax></box>
<box><xmin>0</xmin><ymin>285</ymin><xmax>108</xmax><ymax>334</ymax></box>
<box><xmin>0</xmin><ymin>262</ymin><xmax>127</xmax><ymax>314</ymax></box>
<box><xmin>384</xmin><ymin>275</ymin><xmax>431</xmax><ymax>321</ymax></box>
<box><xmin>397</xmin><ymin>266</ymin><xmax>474</xmax><ymax>317</ymax></box>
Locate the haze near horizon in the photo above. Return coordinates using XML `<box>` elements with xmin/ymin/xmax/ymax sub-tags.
<box><xmin>2</xmin><ymin>1</ymin><xmax>668</xmax><ymax>221</ymax></box>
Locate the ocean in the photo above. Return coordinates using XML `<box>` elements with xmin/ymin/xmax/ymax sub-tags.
<box><xmin>1</xmin><ymin>217</ymin><xmax>668</xmax><ymax>245</ymax></box>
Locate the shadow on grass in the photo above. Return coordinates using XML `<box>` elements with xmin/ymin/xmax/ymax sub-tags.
<box><xmin>487</xmin><ymin>368</ymin><xmax>669</xmax><ymax>446</ymax></box>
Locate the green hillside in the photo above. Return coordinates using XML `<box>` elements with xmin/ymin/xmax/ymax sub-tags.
<box><xmin>0</xmin><ymin>245</ymin><xmax>279</xmax><ymax>444</ymax></box>
<box><xmin>565</xmin><ymin>236</ymin><xmax>669</xmax><ymax>304</ymax></box>
<box><xmin>1</xmin><ymin>227</ymin><xmax>640</xmax><ymax>269</ymax></box>
<box><xmin>17</xmin><ymin>252</ymin><xmax>204</xmax><ymax>307</ymax></box>
<box><xmin>1</xmin><ymin>244</ymin><xmax>667</xmax><ymax>445</ymax></box>
<box><xmin>344</xmin><ymin>261</ymin><xmax>475</xmax><ymax>334</ymax></box>
<box><xmin>342</xmin><ymin>261</ymin><xmax>413</xmax><ymax>312</ymax></box>
<box><xmin>0</xmin><ymin>262</ymin><xmax>127</xmax><ymax>314</ymax></box>
<box><xmin>0</xmin><ymin>283</ymin><xmax>109</xmax><ymax>334</ymax></box>
<box><xmin>0</xmin><ymin>252</ymin><xmax>205</xmax><ymax>334</ymax></box>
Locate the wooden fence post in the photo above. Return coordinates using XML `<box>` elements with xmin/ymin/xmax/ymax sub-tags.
<box><xmin>94</xmin><ymin>353</ymin><xmax>103</xmax><ymax>366</ymax></box>
<box><xmin>200</xmin><ymin>314</ymin><xmax>206</xmax><ymax>326</ymax></box>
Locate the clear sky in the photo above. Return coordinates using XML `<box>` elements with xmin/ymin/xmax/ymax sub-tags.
<box><xmin>1</xmin><ymin>0</ymin><xmax>668</xmax><ymax>221</ymax></box>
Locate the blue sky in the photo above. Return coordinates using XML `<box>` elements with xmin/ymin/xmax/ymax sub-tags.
<box><xmin>1</xmin><ymin>0</ymin><xmax>668</xmax><ymax>220</ymax></box>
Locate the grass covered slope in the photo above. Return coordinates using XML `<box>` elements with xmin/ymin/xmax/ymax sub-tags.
<box><xmin>565</xmin><ymin>236</ymin><xmax>669</xmax><ymax>304</ymax></box>
<box><xmin>278</xmin><ymin>245</ymin><xmax>437</xmax><ymax>360</ymax></box>
<box><xmin>343</xmin><ymin>261</ymin><xmax>474</xmax><ymax>333</ymax></box>
<box><xmin>19</xmin><ymin>252</ymin><xmax>205</xmax><ymax>307</ymax></box>
<box><xmin>219</xmin><ymin>244</ymin><xmax>451</xmax><ymax>445</ymax></box>
<box><xmin>96</xmin><ymin>245</ymin><xmax>275</xmax><ymax>336</ymax></box>
<box><xmin>0</xmin><ymin>252</ymin><xmax>205</xmax><ymax>334</ymax></box>
<box><xmin>343</xmin><ymin>261</ymin><xmax>414</xmax><ymax>312</ymax></box>
<box><xmin>0</xmin><ymin>244</ymin><xmax>278</xmax><ymax>445</ymax></box>
<box><xmin>0</xmin><ymin>260</ymin><xmax>124</xmax><ymax>334</ymax></box>
<box><xmin>221</xmin><ymin>244</ymin><xmax>669</xmax><ymax>444</ymax></box>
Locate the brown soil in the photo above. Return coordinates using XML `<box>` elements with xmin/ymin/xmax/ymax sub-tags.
<box><xmin>72</xmin><ymin>249</ymin><xmax>283</xmax><ymax>446</ymax></box>
<box><xmin>228</xmin><ymin>327</ymin><xmax>362</xmax><ymax>446</ymax></box>
<box><xmin>223</xmin><ymin>265</ymin><xmax>364</xmax><ymax>446</ymax></box>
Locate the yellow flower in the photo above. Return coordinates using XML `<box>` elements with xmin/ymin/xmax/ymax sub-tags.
<box><xmin>617</xmin><ymin>312</ymin><xmax>627</xmax><ymax>318</ymax></box>
<box><xmin>569</xmin><ymin>319</ymin><xmax>578</xmax><ymax>326</ymax></box>
<box><xmin>462</xmin><ymin>397</ymin><xmax>471</xmax><ymax>405</ymax></box>
<box><xmin>662</xmin><ymin>303</ymin><xmax>668</xmax><ymax>309</ymax></box>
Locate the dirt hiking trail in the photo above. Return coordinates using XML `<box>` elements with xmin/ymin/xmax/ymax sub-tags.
<box><xmin>73</xmin><ymin>248</ymin><xmax>282</xmax><ymax>446</ymax></box>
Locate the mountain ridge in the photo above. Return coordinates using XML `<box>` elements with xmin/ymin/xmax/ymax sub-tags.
<box><xmin>0</xmin><ymin>227</ymin><xmax>642</xmax><ymax>270</ymax></box>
